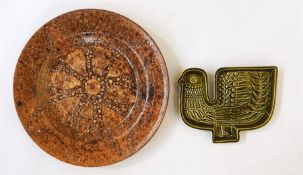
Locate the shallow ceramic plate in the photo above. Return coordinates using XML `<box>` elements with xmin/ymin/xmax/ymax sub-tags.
<box><xmin>14</xmin><ymin>9</ymin><xmax>169</xmax><ymax>166</ymax></box>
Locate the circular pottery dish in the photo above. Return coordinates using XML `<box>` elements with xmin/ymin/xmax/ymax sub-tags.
<box><xmin>14</xmin><ymin>9</ymin><xmax>169</xmax><ymax>166</ymax></box>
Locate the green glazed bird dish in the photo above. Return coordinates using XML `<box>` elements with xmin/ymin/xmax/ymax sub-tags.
<box><xmin>178</xmin><ymin>66</ymin><xmax>278</xmax><ymax>143</ymax></box>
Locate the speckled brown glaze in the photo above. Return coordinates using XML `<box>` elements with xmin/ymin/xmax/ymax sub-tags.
<box><xmin>14</xmin><ymin>9</ymin><xmax>169</xmax><ymax>166</ymax></box>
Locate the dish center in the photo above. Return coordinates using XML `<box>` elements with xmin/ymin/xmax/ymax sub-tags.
<box><xmin>84</xmin><ymin>79</ymin><xmax>101</xmax><ymax>95</ymax></box>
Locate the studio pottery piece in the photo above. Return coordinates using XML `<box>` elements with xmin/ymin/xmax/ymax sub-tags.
<box><xmin>178</xmin><ymin>67</ymin><xmax>277</xmax><ymax>143</ymax></box>
<box><xmin>14</xmin><ymin>9</ymin><xmax>169</xmax><ymax>166</ymax></box>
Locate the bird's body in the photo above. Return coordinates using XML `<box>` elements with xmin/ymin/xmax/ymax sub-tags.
<box><xmin>179</xmin><ymin>67</ymin><xmax>277</xmax><ymax>142</ymax></box>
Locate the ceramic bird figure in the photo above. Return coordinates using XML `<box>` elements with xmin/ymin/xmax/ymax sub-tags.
<box><xmin>178</xmin><ymin>67</ymin><xmax>277</xmax><ymax>143</ymax></box>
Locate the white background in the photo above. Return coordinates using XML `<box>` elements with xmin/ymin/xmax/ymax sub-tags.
<box><xmin>1</xmin><ymin>0</ymin><xmax>303</xmax><ymax>175</ymax></box>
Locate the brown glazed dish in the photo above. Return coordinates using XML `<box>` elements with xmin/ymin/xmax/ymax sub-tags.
<box><xmin>14</xmin><ymin>9</ymin><xmax>169</xmax><ymax>166</ymax></box>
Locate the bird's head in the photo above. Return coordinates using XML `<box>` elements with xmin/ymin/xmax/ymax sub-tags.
<box><xmin>178</xmin><ymin>68</ymin><xmax>207</xmax><ymax>88</ymax></box>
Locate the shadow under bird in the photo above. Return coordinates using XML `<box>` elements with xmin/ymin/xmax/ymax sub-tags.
<box><xmin>178</xmin><ymin>66</ymin><xmax>277</xmax><ymax>143</ymax></box>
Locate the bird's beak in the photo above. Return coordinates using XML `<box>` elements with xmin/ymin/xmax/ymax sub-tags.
<box><xmin>178</xmin><ymin>77</ymin><xmax>184</xmax><ymax>86</ymax></box>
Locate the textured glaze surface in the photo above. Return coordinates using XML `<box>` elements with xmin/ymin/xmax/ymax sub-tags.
<box><xmin>14</xmin><ymin>9</ymin><xmax>169</xmax><ymax>166</ymax></box>
<box><xmin>178</xmin><ymin>67</ymin><xmax>277</xmax><ymax>143</ymax></box>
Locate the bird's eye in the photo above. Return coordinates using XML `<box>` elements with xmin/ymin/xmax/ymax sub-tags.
<box><xmin>190</xmin><ymin>76</ymin><xmax>197</xmax><ymax>83</ymax></box>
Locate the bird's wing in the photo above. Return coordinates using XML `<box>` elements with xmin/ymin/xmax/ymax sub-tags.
<box><xmin>182</xmin><ymin>93</ymin><xmax>215</xmax><ymax>124</ymax></box>
<box><xmin>214</xmin><ymin>67</ymin><xmax>277</xmax><ymax>128</ymax></box>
